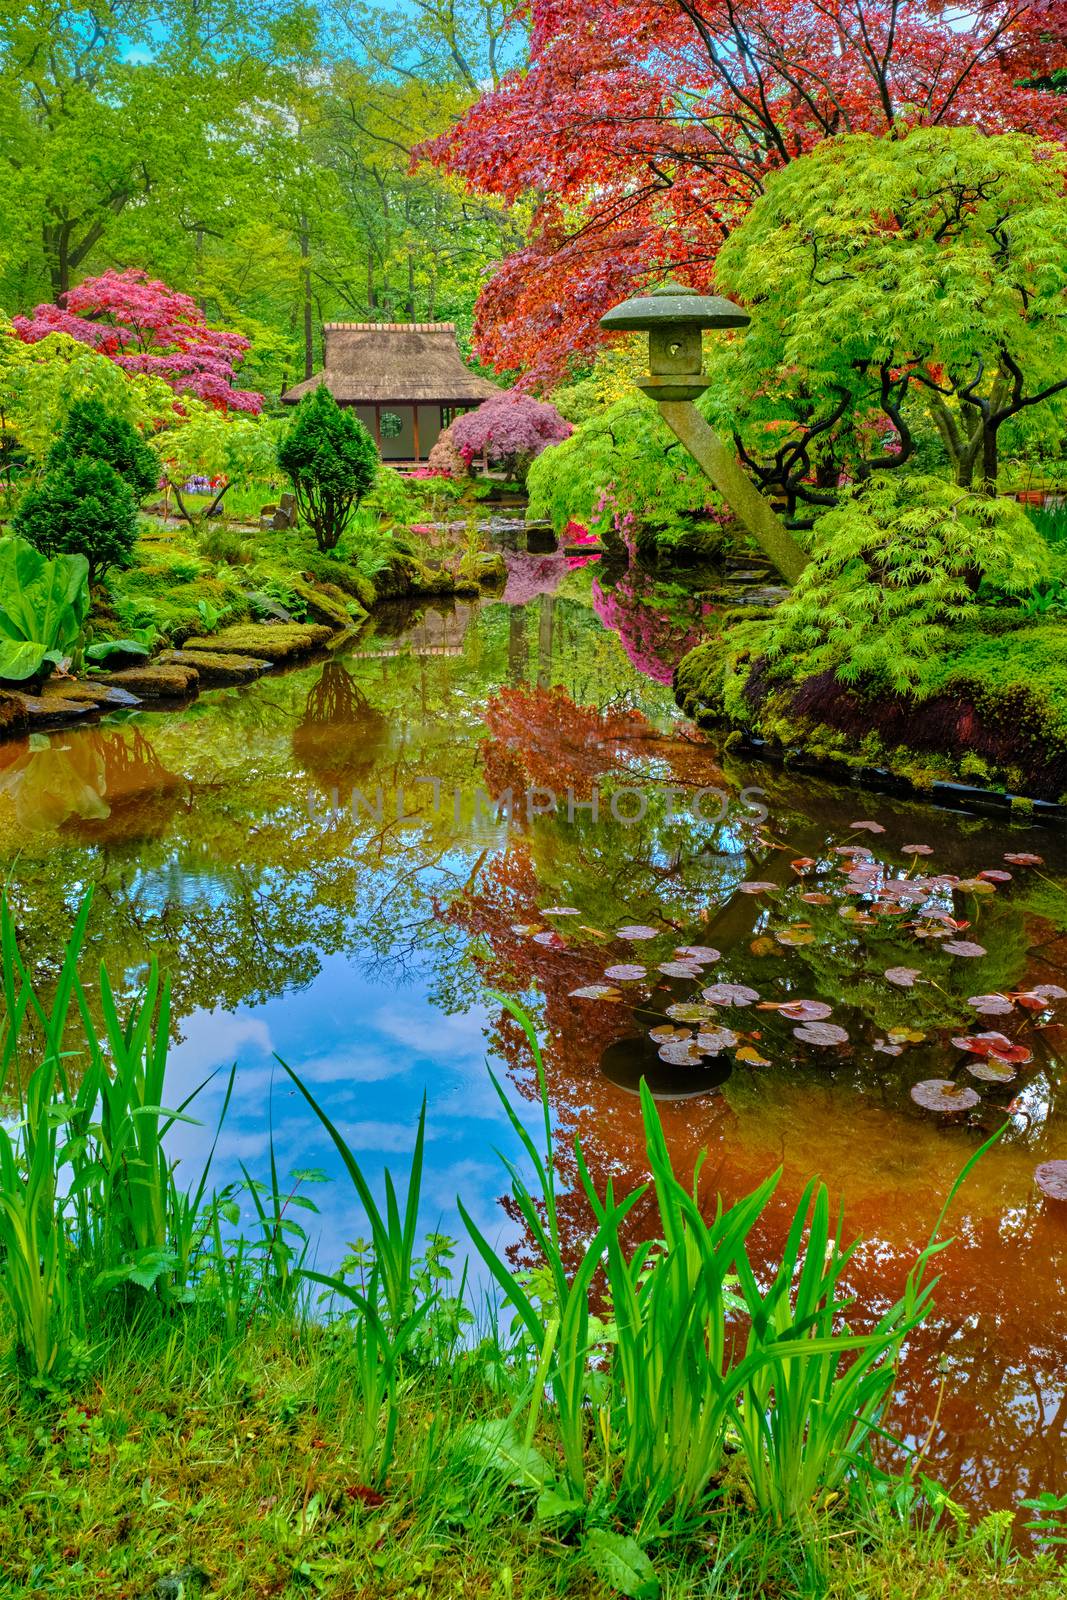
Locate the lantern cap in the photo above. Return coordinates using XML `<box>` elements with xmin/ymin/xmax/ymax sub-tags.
<box><xmin>600</xmin><ymin>279</ymin><xmax>750</xmax><ymax>332</ymax></box>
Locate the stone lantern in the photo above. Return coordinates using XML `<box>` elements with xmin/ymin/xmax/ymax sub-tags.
<box><xmin>600</xmin><ymin>281</ymin><xmax>808</xmax><ymax>584</ymax></box>
<box><xmin>600</xmin><ymin>280</ymin><xmax>750</xmax><ymax>402</ymax></box>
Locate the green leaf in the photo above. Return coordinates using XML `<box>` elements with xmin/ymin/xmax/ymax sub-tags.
<box><xmin>460</xmin><ymin>1420</ymin><xmax>552</xmax><ymax>1490</ymax></box>
<box><xmin>584</xmin><ymin>1530</ymin><xmax>660</xmax><ymax>1599</ymax></box>
<box><xmin>0</xmin><ymin>537</ymin><xmax>89</xmax><ymax>678</ymax></box>
<box><xmin>535</xmin><ymin>1487</ymin><xmax>585</xmax><ymax>1528</ymax></box>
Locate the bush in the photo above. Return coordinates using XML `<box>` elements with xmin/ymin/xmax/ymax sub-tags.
<box><xmin>450</xmin><ymin>393</ymin><xmax>571</xmax><ymax>484</ymax></box>
<box><xmin>527</xmin><ymin>393</ymin><xmax>714</xmax><ymax>535</ymax></box>
<box><xmin>48</xmin><ymin>397</ymin><xmax>159</xmax><ymax>501</ymax></box>
<box><xmin>13</xmin><ymin>457</ymin><xmax>139</xmax><ymax>584</ymax></box>
<box><xmin>424</xmin><ymin>421</ymin><xmax>468</xmax><ymax>479</ymax></box>
<box><xmin>762</xmin><ymin>474</ymin><xmax>1050</xmax><ymax>695</ymax></box>
<box><xmin>277</xmin><ymin>385</ymin><xmax>379</xmax><ymax>552</ymax></box>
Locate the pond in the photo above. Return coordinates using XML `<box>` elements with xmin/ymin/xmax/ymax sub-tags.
<box><xmin>2</xmin><ymin>549</ymin><xmax>1066</xmax><ymax>1521</ymax></box>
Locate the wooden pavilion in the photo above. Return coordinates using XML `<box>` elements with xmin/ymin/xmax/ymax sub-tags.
<box><xmin>280</xmin><ymin>322</ymin><xmax>502</xmax><ymax>464</ymax></box>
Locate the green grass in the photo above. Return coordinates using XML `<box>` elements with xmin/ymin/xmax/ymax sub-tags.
<box><xmin>0</xmin><ymin>1313</ymin><xmax>1061</xmax><ymax>1600</ymax></box>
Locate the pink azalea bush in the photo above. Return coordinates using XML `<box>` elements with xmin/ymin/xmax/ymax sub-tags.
<box><xmin>13</xmin><ymin>269</ymin><xmax>263</xmax><ymax>414</ymax></box>
<box><xmin>450</xmin><ymin>393</ymin><xmax>572</xmax><ymax>482</ymax></box>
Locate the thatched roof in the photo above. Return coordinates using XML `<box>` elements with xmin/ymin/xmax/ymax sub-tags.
<box><xmin>281</xmin><ymin>323</ymin><xmax>503</xmax><ymax>406</ymax></box>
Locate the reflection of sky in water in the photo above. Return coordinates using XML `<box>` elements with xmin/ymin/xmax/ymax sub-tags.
<box><xmin>163</xmin><ymin>945</ymin><xmax>545</xmax><ymax>1277</ymax></box>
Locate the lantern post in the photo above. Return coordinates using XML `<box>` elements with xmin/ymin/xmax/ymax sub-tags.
<box><xmin>600</xmin><ymin>282</ymin><xmax>809</xmax><ymax>584</ymax></box>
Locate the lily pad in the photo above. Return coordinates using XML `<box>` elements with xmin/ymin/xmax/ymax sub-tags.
<box><xmin>1004</xmin><ymin>852</ymin><xmax>1043</xmax><ymax>866</ymax></box>
<box><xmin>793</xmin><ymin>1021</ymin><xmax>850</xmax><ymax>1046</ymax></box>
<box><xmin>702</xmin><ymin>982</ymin><xmax>760</xmax><ymax>1007</ymax></box>
<box><xmin>910</xmin><ymin>1079</ymin><xmax>980</xmax><ymax>1113</ymax></box>
<box><xmin>658</xmin><ymin>960</ymin><xmax>703</xmax><ymax>978</ymax></box>
<box><xmin>943</xmin><ymin>940</ymin><xmax>987</xmax><ymax>958</ymax></box>
<box><xmin>736</xmin><ymin>1045</ymin><xmax>770</xmax><ymax>1066</ymax></box>
<box><xmin>738</xmin><ymin>881</ymin><xmax>778</xmax><ymax>894</ymax></box>
<box><xmin>569</xmin><ymin>984</ymin><xmax>622</xmax><ymax>1001</ymax></box>
<box><xmin>776</xmin><ymin>999</ymin><xmax>834</xmax><ymax>1021</ymax></box>
<box><xmin>618</xmin><ymin>924</ymin><xmax>659</xmax><ymax>941</ymax></box>
<box><xmin>902</xmin><ymin>844</ymin><xmax>934</xmax><ymax>856</ymax></box>
<box><xmin>885</xmin><ymin>966</ymin><xmax>920</xmax><ymax>988</ymax></box>
<box><xmin>1035</xmin><ymin>1160</ymin><xmax>1067</xmax><ymax>1200</ymax></box>
<box><xmin>650</xmin><ymin>1025</ymin><xmax>691</xmax><ymax>1043</ymax></box>
<box><xmin>604</xmin><ymin>964</ymin><xmax>647</xmax><ymax>982</ymax></box>
<box><xmin>674</xmin><ymin>945</ymin><xmax>721</xmax><ymax>963</ymax></box>
<box><xmin>874</xmin><ymin>1040</ymin><xmax>904</xmax><ymax>1056</ymax></box>
<box><xmin>968</xmin><ymin>993</ymin><xmax>1014</xmax><ymax>1016</ymax></box>
<box><xmin>658</xmin><ymin>1039</ymin><xmax>704</xmax><ymax>1066</ymax></box>
<box><xmin>533</xmin><ymin>930</ymin><xmax>566</xmax><ymax>948</ymax></box>
<box><xmin>665</xmin><ymin>1002</ymin><xmax>716</xmax><ymax>1024</ymax></box>
<box><xmin>776</xmin><ymin>927</ymin><xmax>815</xmax><ymax>947</ymax></box>
<box><xmin>695</xmin><ymin>1027</ymin><xmax>739</xmax><ymax>1055</ymax></box>
<box><xmin>850</xmin><ymin>820</ymin><xmax>886</xmax><ymax>833</ymax></box>
<box><xmin>1032</xmin><ymin>984</ymin><xmax>1067</xmax><ymax>1003</ymax></box>
<box><xmin>966</xmin><ymin>1058</ymin><xmax>1017</xmax><ymax>1084</ymax></box>
<box><xmin>541</xmin><ymin>906</ymin><xmax>580</xmax><ymax>915</ymax></box>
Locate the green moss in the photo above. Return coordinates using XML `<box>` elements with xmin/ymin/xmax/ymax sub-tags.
<box><xmin>183</xmin><ymin>623</ymin><xmax>333</xmax><ymax>661</ymax></box>
<box><xmin>301</xmin><ymin>552</ymin><xmax>377</xmax><ymax>610</ymax></box>
<box><xmin>929</xmin><ymin>623</ymin><xmax>1067</xmax><ymax>753</ymax></box>
<box><xmin>674</xmin><ymin>619</ymin><xmax>772</xmax><ymax>725</ymax></box>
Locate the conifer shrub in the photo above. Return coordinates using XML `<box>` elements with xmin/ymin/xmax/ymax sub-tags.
<box><xmin>49</xmin><ymin>397</ymin><xmax>159</xmax><ymax>501</ymax></box>
<box><xmin>277</xmin><ymin>385</ymin><xmax>379</xmax><ymax>552</ymax></box>
<box><xmin>13</xmin><ymin>456</ymin><xmax>139</xmax><ymax>584</ymax></box>
<box><xmin>761</xmin><ymin>475</ymin><xmax>1050</xmax><ymax>695</ymax></box>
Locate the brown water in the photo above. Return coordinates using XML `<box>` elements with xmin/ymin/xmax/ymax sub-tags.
<box><xmin>2</xmin><ymin>552</ymin><xmax>1065</xmax><ymax>1518</ymax></box>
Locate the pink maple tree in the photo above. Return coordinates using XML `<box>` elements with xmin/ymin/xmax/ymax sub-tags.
<box><xmin>450</xmin><ymin>393</ymin><xmax>572</xmax><ymax>481</ymax></box>
<box><xmin>13</xmin><ymin>269</ymin><xmax>263</xmax><ymax>414</ymax></box>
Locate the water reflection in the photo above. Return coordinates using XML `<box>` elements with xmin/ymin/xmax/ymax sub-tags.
<box><xmin>0</xmin><ymin>567</ymin><xmax>1065</xmax><ymax>1520</ymax></box>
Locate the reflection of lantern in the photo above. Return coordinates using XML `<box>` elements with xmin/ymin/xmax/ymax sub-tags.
<box><xmin>600</xmin><ymin>281</ymin><xmax>749</xmax><ymax>402</ymax></box>
<box><xmin>380</xmin><ymin>410</ymin><xmax>403</xmax><ymax>439</ymax></box>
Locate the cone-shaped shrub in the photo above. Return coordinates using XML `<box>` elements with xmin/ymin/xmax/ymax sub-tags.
<box><xmin>48</xmin><ymin>398</ymin><xmax>159</xmax><ymax>502</ymax></box>
<box><xmin>277</xmin><ymin>385</ymin><xmax>379</xmax><ymax>551</ymax></box>
<box><xmin>14</xmin><ymin>457</ymin><xmax>139</xmax><ymax>584</ymax></box>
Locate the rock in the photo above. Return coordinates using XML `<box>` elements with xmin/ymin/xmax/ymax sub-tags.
<box><xmin>40</xmin><ymin>679</ymin><xmax>141</xmax><ymax>709</ymax></box>
<box><xmin>158</xmin><ymin>649</ymin><xmax>270</xmax><ymax>687</ymax></box>
<box><xmin>0</xmin><ymin>690</ymin><xmax>29</xmax><ymax>738</ymax></box>
<box><xmin>288</xmin><ymin>578</ymin><xmax>362</xmax><ymax>631</ymax></box>
<box><xmin>16</xmin><ymin>693</ymin><xmax>90</xmax><ymax>726</ymax></box>
<box><xmin>469</xmin><ymin>550</ymin><xmax>509</xmax><ymax>585</ymax></box>
<box><xmin>183</xmin><ymin>623</ymin><xmax>333</xmax><ymax>661</ymax></box>
<box><xmin>562</xmin><ymin>540</ymin><xmax>606</xmax><ymax>557</ymax></box>
<box><xmin>97</xmin><ymin>665</ymin><xmax>200</xmax><ymax>699</ymax></box>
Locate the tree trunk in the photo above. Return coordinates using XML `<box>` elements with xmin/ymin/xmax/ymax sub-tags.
<box><xmin>300</xmin><ymin>218</ymin><xmax>313</xmax><ymax>380</ymax></box>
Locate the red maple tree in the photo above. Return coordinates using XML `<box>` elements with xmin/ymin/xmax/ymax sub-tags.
<box><xmin>422</xmin><ymin>0</ymin><xmax>1067</xmax><ymax>385</ymax></box>
<box><xmin>13</xmin><ymin>269</ymin><xmax>263</xmax><ymax>414</ymax></box>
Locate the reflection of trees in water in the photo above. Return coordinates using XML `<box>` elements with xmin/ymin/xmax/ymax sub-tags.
<box><xmin>292</xmin><ymin>661</ymin><xmax>392</xmax><ymax>791</ymax></box>
<box><xmin>0</xmin><ymin>727</ymin><xmax>184</xmax><ymax>840</ymax></box>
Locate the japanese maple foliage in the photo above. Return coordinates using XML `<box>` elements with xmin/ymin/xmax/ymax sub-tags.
<box><xmin>423</xmin><ymin>0</ymin><xmax>1067</xmax><ymax>385</ymax></box>
<box><xmin>13</xmin><ymin>270</ymin><xmax>263</xmax><ymax>414</ymax></box>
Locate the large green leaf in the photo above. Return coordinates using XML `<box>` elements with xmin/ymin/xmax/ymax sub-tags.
<box><xmin>0</xmin><ymin>639</ymin><xmax>49</xmax><ymax>682</ymax></box>
<box><xmin>584</xmin><ymin>1530</ymin><xmax>660</xmax><ymax>1599</ymax></box>
<box><xmin>0</xmin><ymin>537</ymin><xmax>90</xmax><ymax>668</ymax></box>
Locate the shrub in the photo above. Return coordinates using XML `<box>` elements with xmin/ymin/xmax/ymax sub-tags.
<box><xmin>762</xmin><ymin>474</ymin><xmax>1050</xmax><ymax>695</ymax></box>
<box><xmin>13</xmin><ymin>456</ymin><xmax>139</xmax><ymax>584</ymax></box>
<box><xmin>450</xmin><ymin>393</ymin><xmax>571</xmax><ymax>484</ymax></box>
<box><xmin>424</xmin><ymin>421</ymin><xmax>468</xmax><ymax>479</ymax></box>
<box><xmin>0</xmin><ymin>535</ymin><xmax>90</xmax><ymax>682</ymax></box>
<box><xmin>48</xmin><ymin>397</ymin><xmax>159</xmax><ymax>501</ymax></box>
<box><xmin>277</xmin><ymin>385</ymin><xmax>379</xmax><ymax>552</ymax></box>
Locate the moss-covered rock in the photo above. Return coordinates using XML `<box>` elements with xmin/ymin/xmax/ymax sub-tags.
<box><xmin>158</xmin><ymin>649</ymin><xmax>270</xmax><ymax>687</ymax></box>
<box><xmin>674</xmin><ymin>619</ymin><xmax>771</xmax><ymax>725</ymax></box>
<box><xmin>0</xmin><ymin>691</ymin><xmax>29</xmax><ymax>739</ymax></box>
<box><xmin>97</xmin><ymin>664</ymin><xmax>200</xmax><ymax>699</ymax></box>
<box><xmin>301</xmin><ymin>554</ymin><xmax>377</xmax><ymax>610</ymax></box>
<box><xmin>288</xmin><ymin>578</ymin><xmax>364</xmax><ymax>631</ymax></box>
<box><xmin>183</xmin><ymin>623</ymin><xmax>333</xmax><ymax>661</ymax></box>
<box><xmin>461</xmin><ymin>551</ymin><xmax>508</xmax><ymax>587</ymax></box>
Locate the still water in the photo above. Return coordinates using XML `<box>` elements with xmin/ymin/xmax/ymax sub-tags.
<box><xmin>2</xmin><ymin>552</ymin><xmax>1066</xmax><ymax>1517</ymax></box>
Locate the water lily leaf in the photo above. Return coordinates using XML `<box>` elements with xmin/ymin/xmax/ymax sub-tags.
<box><xmin>541</xmin><ymin>906</ymin><xmax>579</xmax><ymax>915</ymax></box>
<box><xmin>665</xmin><ymin>1002</ymin><xmax>716</xmax><ymax>1023</ymax></box>
<box><xmin>749</xmin><ymin>935</ymin><xmax>779</xmax><ymax>955</ymax></box>
<box><xmin>902</xmin><ymin>844</ymin><xmax>935</xmax><ymax>856</ymax></box>
<box><xmin>977</xmin><ymin>870</ymin><xmax>1012</xmax><ymax>883</ymax></box>
<box><xmin>793</xmin><ymin>1022</ymin><xmax>850</xmax><ymax>1046</ymax></box>
<box><xmin>1004</xmin><ymin>853</ymin><xmax>1043</xmax><ymax>866</ymax></box>
<box><xmin>800</xmin><ymin>892</ymin><xmax>834</xmax><ymax>905</ymax></box>
<box><xmin>532</xmin><ymin>930</ymin><xmax>566</xmax><ymax>948</ymax></box>
<box><xmin>695</xmin><ymin>1027</ymin><xmax>738</xmax><ymax>1055</ymax></box>
<box><xmin>510</xmin><ymin>924</ymin><xmax>540</xmax><ymax>937</ymax></box>
<box><xmin>584</xmin><ymin>1529</ymin><xmax>660</xmax><ymax>1600</ymax></box>
<box><xmin>618</xmin><ymin>924</ymin><xmax>658</xmax><ymax>941</ymax></box>
<box><xmin>1035</xmin><ymin>1161</ymin><xmax>1067</xmax><ymax>1200</ymax></box>
<box><xmin>702</xmin><ymin>983</ymin><xmax>760</xmax><ymax>1007</ymax></box>
<box><xmin>968</xmin><ymin>993</ymin><xmax>1014</xmax><ymax>1016</ymax></box>
<box><xmin>658</xmin><ymin>1039</ymin><xmax>705</xmax><ymax>1065</ymax></box>
<box><xmin>776</xmin><ymin>999</ymin><xmax>834</xmax><ymax>1021</ymax></box>
<box><xmin>910</xmin><ymin>1080</ymin><xmax>980</xmax><ymax>1113</ymax></box>
<box><xmin>874</xmin><ymin>1040</ymin><xmax>904</xmax><ymax>1056</ymax></box>
<box><xmin>885</xmin><ymin>966</ymin><xmax>920</xmax><ymax>988</ymax></box>
<box><xmin>790</xmin><ymin>856</ymin><xmax>817</xmax><ymax>873</ymax></box>
<box><xmin>675</xmin><ymin>945</ymin><xmax>721</xmax><ymax>963</ymax></box>
<box><xmin>736</xmin><ymin>1045</ymin><xmax>770</xmax><ymax>1066</ymax></box>
<box><xmin>650</xmin><ymin>1025</ymin><xmax>691</xmax><ymax>1042</ymax></box>
<box><xmin>838</xmin><ymin>906</ymin><xmax>876</xmax><ymax>925</ymax></box>
<box><xmin>1028</xmin><ymin>985</ymin><xmax>1067</xmax><ymax>1003</ymax></box>
<box><xmin>569</xmin><ymin>984</ymin><xmax>622</xmax><ymax>1001</ymax></box>
<box><xmin>659</xmin><ymin>960</ymin><xmax>702</xmax><ymax>978</ymax></box>
<box><xmin>888</xmin><ymin>1027</ymin><xmax>926</xmax><ymax>1044</ymax></box>
<box><xmin>776</xmin><ymin>927</ymin><xmax>815</xmax><ymax>947</ymax></box>
<box><xmin>738</xmin><ymin>881</ymin><xmax>778</xmax><ymax>894</ymax></box>
<box><xmin>604</xmin><ymin>964</ymin><xmax>647</xmax><ymax>982</ymax></box>
<box><xmin>850</xmin><ymin>820</ymin><xmax>886</xmax><ymax>833</ymax></box>
<box><xmin>956</xmin><ymin>879</ymin><xmax>996</xmax><ymax>896</ymax></box>
<box><xmin>966</xmin><ymin>1059</ymin><xmax>1017</xmax><ymax>1083</ymax></box>
<box><xmin>943</xmin><ymin>940</ymin><xmax>987</xmax><ymax>958</ymax></box>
